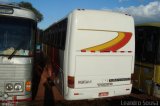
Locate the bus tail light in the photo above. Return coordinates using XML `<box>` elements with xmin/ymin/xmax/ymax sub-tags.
<box><xmin>68</xmin><ymin>76</ymin><xmax>74</xmax><ymax>88</ymax></box>
<box><xmin>25</xmin><ymin>81</ymin><xmax>31</xmax><ymax>92</ymax></box>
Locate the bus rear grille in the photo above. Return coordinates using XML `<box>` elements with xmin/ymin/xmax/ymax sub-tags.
<box><xmin>0</xmin><ymin>82</ymin><xmax>4</xmax><ymax>87</ymax></box>
<box><xmin>0</xmin><ymin>64</ymin><xmax>32</xmax><ymax>80</ymax></box>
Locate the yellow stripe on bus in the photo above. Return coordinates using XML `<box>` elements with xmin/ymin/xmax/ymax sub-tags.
<box><xmin>84</xmin><ymin>32</ymin><xmax>125</xmax><ymax>51</ymax></box>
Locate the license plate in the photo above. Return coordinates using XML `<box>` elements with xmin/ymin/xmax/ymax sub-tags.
<box><xmin>99</xmin><ymin>92</ymin><xmax>109</xmax><ymax>97</ymax></box>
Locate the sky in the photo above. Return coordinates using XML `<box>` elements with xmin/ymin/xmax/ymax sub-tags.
<box><xmin>0</xmin><ymin>0</ymin><xmax>160</xmax><ymax>29</ymax></box>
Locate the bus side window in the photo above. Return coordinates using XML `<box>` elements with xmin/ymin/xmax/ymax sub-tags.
<box><xmin>50</xmin><ymin>33</ymin><xmax>52</xmax><ymax>46</ymax></box>
<box><xmin>52</xmin><ymin>30</ymin><xmax>55</xmax><ymax>47</ymax></box>
<box><xmin>57</xmin><ymin>25</ymin><xmax>61</xmax><ymax>48</ymax></box>
<box><xmin>59</xmin><ymin>25</ymin><xmax>63</xmax><ymax>49</ymax></box>
<box><xmin>50</xmin><ymin>30</ymin><xmax>52</xmax><ymax>46</ymax></box>
<box><xmin>61</xmin><ymin>29</ymin><xmax>66</xmax><ymax>50</ymax></box>
<box><xmin>44</xmin><ymin>33</ymin><xmax>47</xmax><ymax>44</ymax></box>
<box><xmin>61</xmin><ymin>19</ymin><xmax>67</xmax><ymax>50</ymax></box>
<box><xmin>55</xmin><ymin>27</ymin><xmax>58</xmax><ymax>48</ymax></box>
<box><xmin>52</xmin><ymin>31</ymin><xmax>54</xmax><ymax>47</ymax></box>
<box><xmin>44</xmin><ymin>33</ymin><xmax>46</xmax><ymax>44</ymax></box>
<box><xmin>46</xmin><ymin>32</ymin><xmax>49</xmax><ymax>44</ymax></box>
<box><xmin>49</xmin><ymin>32</ymin><xmax>51</xmax><ymax>46</ymax></box>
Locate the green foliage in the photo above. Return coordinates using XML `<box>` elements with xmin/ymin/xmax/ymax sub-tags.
<box><xmin>18</xmin><ymin>1</ymin><xmax>43</xmax><ymax>22</ymax></box>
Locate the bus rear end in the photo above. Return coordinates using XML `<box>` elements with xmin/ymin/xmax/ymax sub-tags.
<box><xmin>65</xmin><ymin>10</ymin><xmax>135</xmax><ymax>100</ymax></box>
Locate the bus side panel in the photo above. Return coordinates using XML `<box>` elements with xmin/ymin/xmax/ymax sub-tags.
<box><xmin>63</xmin><ymin>13</ymin><xmax>73</xmax><ymax>96</ymax></box>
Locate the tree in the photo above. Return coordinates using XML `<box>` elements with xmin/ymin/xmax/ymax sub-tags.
<box><xmin>18</xmin><ymin>1</ymin><xmax>43</xmax><ymax>22</ymax></box>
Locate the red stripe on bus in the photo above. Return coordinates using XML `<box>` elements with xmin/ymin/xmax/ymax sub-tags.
<box><xmin>102</xmin><ymin>32</ymin><xmax>132</xmax><ymax>51</ymax></box>
<box><xmin>100</xmin><ymin>51</ymin><xmax>110</xmax><ymax>53</ymax></box>
<box><xmin>74</xmin><ymin>93</ymin><xmax>79</xmax><ymax>95</ymax></box>
<box><xmin>90</xmin><ymin>50</ymin><xmax>95</xmax><ymax>52</ymax></box>
<box><xmin>81</xmin><ymin>50</ymin><xmax>86</xmax><ymax>52</ymax></box>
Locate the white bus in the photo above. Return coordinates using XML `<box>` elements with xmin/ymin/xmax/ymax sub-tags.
<box><xmin>43</xmin><ymin>9</ymin><xmax>135</xmax><ymax>100</ymax></box>
<box><xmin>0</xmin><ymin>4</ymin><xmax>37</xmax><ymax>102</ymax></box>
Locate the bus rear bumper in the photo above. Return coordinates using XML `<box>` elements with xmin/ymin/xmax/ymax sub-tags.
<box><xmin>0</xmin><ymin>95</ymin><xmax>32</xmax><ymax>103</ymax></box>
<box><xmin>65</xmin><ymin>84</ymin><xmax>132</xmax><ymax>100</ymax></box>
